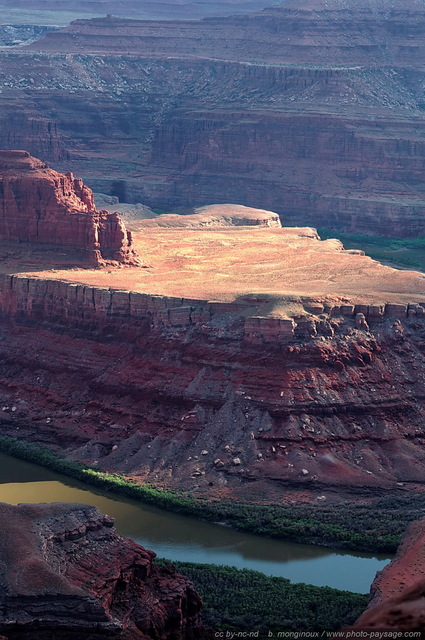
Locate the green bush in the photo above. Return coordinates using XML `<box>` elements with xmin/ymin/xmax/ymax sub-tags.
<box><xmin>0</xmin><ymin>435</ymin><xmax>407</xmax><ymax>553</ymax></box>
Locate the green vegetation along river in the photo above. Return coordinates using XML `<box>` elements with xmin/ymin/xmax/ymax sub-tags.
<box><xmin>318</xmin><ymin>229</ymin><xmax>425</xmax><ymax>271</ymax></box>
<box><xmin>0</xmin><ymin>451</ymin><xmax>389</xmax><ymax>593</ymax></box>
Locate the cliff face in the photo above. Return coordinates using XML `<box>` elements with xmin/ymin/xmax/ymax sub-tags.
<box><xmin>0</xmin><ymin>151</ymin><xmax>139</xmax><ymax>267</ymax></box>
<box><xmin>351</xmin><ymin>516</ymin><xmax>425</xmax><ymax>631</ymax></box>
<box><xmin>0</xmin><ymin>2</ymin><xmax>420</xmax><ymax>236</ymax></box>
<box><xmin>0</xmin><ymin>502</ymin><xmax>202</xmax><ymax>640</ymax></box>
<box><xmin>148</xmin><ymin>108</ymin><xmax>425</xmax><ymax>236</ymax></box>
<box><xmin>27</xmin><ymin>3</ymin><xmax>425</xmax><ymax>65</ymax></box>
<box><xmin>1</xmin><ymin>273</ymin><xmax>425</xmax><ymax>500</ymax></box>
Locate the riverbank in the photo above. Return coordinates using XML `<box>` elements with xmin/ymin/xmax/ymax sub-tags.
<box><xmin>0</xmin><ymin>448</ymin><xmax>388</xmax><ymax>592</ymax></box>
<box><xmin>0</xmin><ymin>434</ymin><xmax>404</xmax><ymax>554</ymax></box>
<box><xmin>154</xmin><ymin>559</ymin><xmax>368</xmax><ymax>635</ymax></box>
<box><xmin>0</xmin><ymin>441</ymin><xmax>373</xmax><ymax>634</ymax></box>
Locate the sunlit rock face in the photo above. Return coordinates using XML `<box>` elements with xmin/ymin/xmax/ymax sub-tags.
<box><xmin>0</xmin><ymin>150</ymin><xmax>140</xmax><ymax>267</ymax></box>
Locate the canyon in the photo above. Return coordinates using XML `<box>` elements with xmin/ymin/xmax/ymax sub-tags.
<box><xmin>0</xmin><ymin>501</ymin><xmax>202</xmax><ymax>640</ymax></box>
<box><xmin>1</xmin><ymin>153</ymin><xmax>425</xmax><ymax>508</ymax></box>
<box><xmin>0</xmin><ymin>0</ymin><xmax>425</xmax><ymax>235</ymax></box>
<box><xmin>3</xmin><ymin>0</ymin><xmax>425</xmax><ymax>633</ymax></box>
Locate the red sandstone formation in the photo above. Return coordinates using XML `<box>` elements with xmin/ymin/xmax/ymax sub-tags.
<box><xmin>29</xmin><ymin>2</ymin><xmax>425</xmax><ymax>65</ymax></box>
<box><xmin>0</xmin><ymin>224</ymin><xmax>423</xmax><ymax>499</ymax></box>
<box><xmin>0</xmin><ymin>502</ymin><xmax>202</xmax><ymax>640</ymax></box>
<box><xmin>351</xmin><ymin>517</ymin><xmax>425</xmax><ymax>631</ymax></box>
<box><xmin>0</xmin><ymin>219</ymin><xmax>423</xmax><ymax>500</ymax></box>
<box><xmin>0</xmin><ymin>263</ymin><xmax>424</xmax><ymax>500</ymax></box>
<box><xmin>0</xmin><ymin>150</ymin><xmax>140</xmax><ymax>267</ymax></box>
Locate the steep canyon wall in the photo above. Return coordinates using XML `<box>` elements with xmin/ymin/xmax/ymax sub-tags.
<box><xmin>1</xmin><ymin>273</ymin><xmax>425</xmax><ymax>498</ymax></box>
<box><xmin>1</xmin><ymin>57</ymin><xmax>425</xmax><ymax>235</ymax></box>
<box><xmin>0</xmin><ymin>151</ymin><xmax>139</xmax><ymax>266</ymax></box>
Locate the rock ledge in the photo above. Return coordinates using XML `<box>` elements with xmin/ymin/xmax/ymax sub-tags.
<box><xmin>0</xmin><ymin>502</ymin><xmax>202</xmax><ymax>640</ymax></box>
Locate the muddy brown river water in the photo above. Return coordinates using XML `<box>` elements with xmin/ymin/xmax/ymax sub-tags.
<box><xmin>0</xmin><ymin>451</ymin><xmax>390</xmax><ymax>593</ymax></box>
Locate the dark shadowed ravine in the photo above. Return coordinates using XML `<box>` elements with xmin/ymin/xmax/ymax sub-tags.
<box><xmin>0</xmin><ymin>451</ymin><xmax>390</xmax><ymax>593</ymax></box>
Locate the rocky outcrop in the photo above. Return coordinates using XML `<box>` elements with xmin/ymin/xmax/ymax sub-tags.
<box><xmin>0</xmin><ymin>502</ymin><xmax>202</xmax><ymax>640</ymax></box>
<box><xmin>351</xmin><ymin>517</ymin><xmax>425</xmax><ymax>631</ymax></box>
<box><xmin>27</xmin><ymin>3</ymin><xmax>425</xmax><ymax>65</ymax></box>
<box><xmin>0</xmin><ymin>210</ymin><xmax>421</xmax><ymax>498</ymax></box>
<box><xmin>137</xmin><ymin>204</ymin><xmax>282</xmax><ymax>229</ymax></box>
<box><xmin>0</xmin><ymin>151</ymin><xmax>140</xmax><ymax>267</ymax></box>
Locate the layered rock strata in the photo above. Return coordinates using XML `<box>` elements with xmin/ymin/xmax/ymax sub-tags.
<box><xmin>1</xmin><ymin>272</ymin><xmax>425</xmax><ymax>496</ymax></box>
<box><xmin>0</xmin><ymin>0</ymin><xmax>276</xmax><ymax>22</ymax></box>
<box><xmin>0</xmin><ymin>502</ymin><xmax>202</xmax><ymax>640</ymax></box>
<box><xmin>0</xmin><ymin>2</ymin><xmax>419</xmax><ymax>235</ymax></box>
<box><xmin>0</xmin><ymin>151</ymin><xmax>139</xmax><ymax>267</ymax></box>
<box><xmin>29</xmin><ymin>3</ymin><xmax>425</xmax><ymax>65</ymax></box>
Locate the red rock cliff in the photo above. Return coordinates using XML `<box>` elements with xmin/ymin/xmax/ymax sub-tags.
<box><xmin>0</xmin><ymin>502</ymin><xmax>202</xmax><ymax>640</ymax></box>
<box><xmin>0</xmin><ymin>274</ymin><xmax>425</xmax><ymax>501</ymax></box>
<box><xmin>0</xmin><ymin>150</ymin><xmax>140</xmax><ymax>267</ymax></box>
<box><xmin>351</xmin><ymin>516</ymin><xmax>425</xmax><ymax>632</ymax></box>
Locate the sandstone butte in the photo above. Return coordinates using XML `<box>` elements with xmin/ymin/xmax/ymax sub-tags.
<box><xmin>0</xmin><ymin>150</ymin><xmax>140</xmax><ymax>268</ymax></box>
<box><xmin>0</xmin><ymin>0</ymin><xmax>425</xmax><ymax>235</ymax></box>
<box><xmin>349</xmin><ymin>516</ymin><xmax>425</xmax><ymax>632</ymax></box>
<box><xmin>0</xmin><ymin>501</ymin><xmax>202</xmax><ymax>640</ymax></box>
<box><xmin>1</xmin><ymin>151</ymin><xmax>425</xmax><ymax>509</ymax></box>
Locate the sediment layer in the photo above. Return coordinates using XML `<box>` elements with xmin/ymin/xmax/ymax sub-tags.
<box><xmin>0</xmin><ymin>150</ymin><xmax>139</xmax><ymax>267</ymax></box>
<box><xmin>0</xmin><ymin>269</ymin><xmax>425</xmax><ymax>501</ymax></box>
<box><xmin>352</xmin><ymin>516</ymin><xmax>425</xmax><ymax>631</ymax></box>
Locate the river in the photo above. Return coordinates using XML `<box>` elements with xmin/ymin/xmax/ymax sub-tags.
<box><xmin>0</xmin><ymin>451</ymin><xmax>390</xmax><ymax>593</ymax></box>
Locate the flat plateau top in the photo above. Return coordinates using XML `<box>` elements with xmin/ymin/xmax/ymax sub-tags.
<box><xmin>7</xmin><ymin>226</ymin><xmax>425</xmax><ymax>312</ymax></box>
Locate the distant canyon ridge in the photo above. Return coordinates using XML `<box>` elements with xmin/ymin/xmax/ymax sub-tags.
<box><xmin>1</xmin><ymin>0</ymin><xmax>425</xmax><ymax>236</ymax></box>
<box><xmin>0</xmin><ymin>0</ymin><xmax>280</xmax><ymax>22</ymax></box>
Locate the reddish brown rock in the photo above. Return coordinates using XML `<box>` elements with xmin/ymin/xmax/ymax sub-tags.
<box><xmin>28</xmin><ymin>3</ymin><xmax>425</xmax><ymax>64</ymax></box>
<box><xmin>0</xmin><ymin>270</ymin><xmax>424</xmax><ymax>499</ymax></box>
<box><xmin>351</xmin><ymin>517</ymin><xmax>425</xmax><ymax>631</ymax></box>
<box><xmin>0</xmin><ymin>151</ymin><xmax>140</xmax><ymax>267</ymax></box>
<box><xmin>0</xmin><ymin>219</ymin><xmax>423</xmax><ymax>501</ymax></box>
<box><xmin>0</xmin><ymin>502</ymin><xmax>202</xmax><ymax>640</ymax></box>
